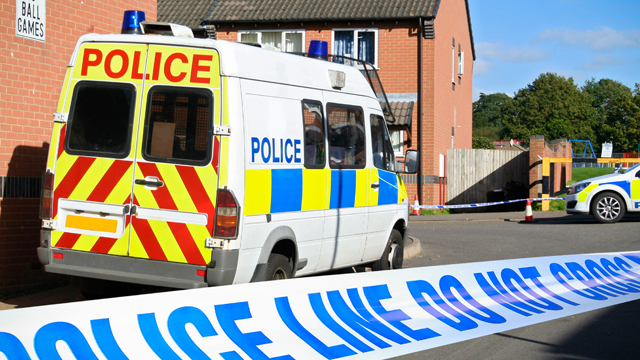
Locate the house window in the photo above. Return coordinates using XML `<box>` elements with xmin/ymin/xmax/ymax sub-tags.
<box><xmin>458</xmin><ymin>50</ymin><xmax>465</xmax><ymax>76</ymax></box>
<box><xmin>332</xmin><ymin>29</ymin><xmax>378</xmax><ymax>67</ymax></box>
<box><xmin>238</xmin><ymin>30</ymin><xmax>305</xmax><ymax>52</ymax></box>
<box><xmin>390</xmin><ymin>130</ymin><xmax>403</xmax><ymax>157</ymax></box>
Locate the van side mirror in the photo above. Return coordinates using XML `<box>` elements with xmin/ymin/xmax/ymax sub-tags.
<box><xmin>400</xmin><ymin>150</ymin><xmax>418</xmax><ymax>174</ymax></box>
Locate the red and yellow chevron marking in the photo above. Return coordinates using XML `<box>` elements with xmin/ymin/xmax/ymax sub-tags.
<box><xmin>52</xmin><ymin>150</ymin><xmax>134</xmax><ymax>255</ymax></box>
<box><xmin>131</xmin><ymin>161</ymin><xmax>218</xmax><ymax>265</ymax></box>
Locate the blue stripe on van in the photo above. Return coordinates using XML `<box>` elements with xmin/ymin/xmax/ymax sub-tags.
<box><xmin>602</xmin><ymin>181</ymin><xmax>631</xmax><ymax>197</ymax></box>
<box><xmin>378</xmin><ymin>170</ymin><xmax>398</xmax><ymax>205</ymax></box>
<box><xmin>271</xmin><ymin>169</ymin><xmax>303</xmax><ymax>213</ymax></box>
<box><xmin>330</xmin><ymin>170</ymin><xmax>356</xmax><ymax>209</ymax></box>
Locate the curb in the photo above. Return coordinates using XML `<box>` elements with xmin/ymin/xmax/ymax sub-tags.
<box><xmin>404</xmin><ymin>236</ymin><xmax>423</xmax><ymax>260</ymax></box>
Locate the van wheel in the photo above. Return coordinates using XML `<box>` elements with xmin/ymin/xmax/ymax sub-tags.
<box><xmin>266</xmin><ymin>254</ymin><xmax>292</xmax><ymax>280</ymax></box>
<box><xmin>372</xmin><ymin>230</ymin><xmax>404</xmax><ymax>271</ymax></box>
<box><xmin>592</xmin><ymin>192</ymin><xmax>625</xmax><ymax>223</ymax></box>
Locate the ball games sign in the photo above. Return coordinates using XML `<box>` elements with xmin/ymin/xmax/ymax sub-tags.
<box><xmin>15</xmin><ymin>0</ymin><xmax>46</xmax><ymax>42</ymax></box>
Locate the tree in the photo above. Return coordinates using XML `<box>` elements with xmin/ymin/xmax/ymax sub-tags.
<box><xmin>583</xmin><ymin>79</ymin><xmax>640</xmax><ymax>152</ymax></box>
<box><xmin>501</xmin><ymin>73</ymin><xmax>597</xmax><ymax>148</ymax></box>
<box><xmin>472</xmin><ymin>136</ymin><xmax>495</xmax><ymax>149</ymax></box>
<box><xmin>472</xmin><ymin>92</ymin><xmax>512</xmax><ymax>139</ymax></box>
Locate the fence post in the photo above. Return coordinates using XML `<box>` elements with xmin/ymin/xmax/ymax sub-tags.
<box><xmin>541</xmin><ymin>157</ymin><xmax>550</xmax><ymax>211</ymax></box>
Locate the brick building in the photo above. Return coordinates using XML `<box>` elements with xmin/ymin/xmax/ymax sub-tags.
<box><xmin>0</xmin><ymin>1</ymin><xmax>157</xmax><ymax>294</ymax></box>
<box><xmin>158</xmin><ymin>0</ymin><xmax>476</xmax><ymax>206</ymax></box>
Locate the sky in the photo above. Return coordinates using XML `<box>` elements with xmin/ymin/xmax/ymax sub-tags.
<box><xmin>467</xmin><ymin>0</ymin><xmax>640</xmax><ymax>101</ymax></box>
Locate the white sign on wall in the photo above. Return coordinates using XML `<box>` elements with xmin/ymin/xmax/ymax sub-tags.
<box><xmin>602</xmin><ymin>142</ymin><xmax>613</xmax><ymax>158</ymax></box>
<box><xmin>15</xmin><ymin>0</ymin><xmax>46</xmax><ymax>42</ymax></box>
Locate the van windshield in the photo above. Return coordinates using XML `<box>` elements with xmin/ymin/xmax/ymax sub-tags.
<box><xmin>66</xmin><ymin>82</ymin><xmax>135</xmax><ymax>157</ymax></box>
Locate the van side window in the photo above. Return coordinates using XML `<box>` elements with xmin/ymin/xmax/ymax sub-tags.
<box><xmin>302</xmin><ymin>101</ymin><xmax>325</xmax><ymax>169</ymax></box>
<box><xmin>66</xmin><ymin>82</ymin><xmax>135</xmax><ymax>158</ymax></box>
<box><xmin>143</xmin><ymin>87</ymin><xmax>213</xmax><ymax>165</ymax></box>
<box><xmin>327</xmin><ymin>104</ymin><xmax>366</xmax><ymax>169</ymax></box>
<box><xmin>370</xmin><ymin>114</ymin><xmax>396</xmax><ymax>172</ymax></box>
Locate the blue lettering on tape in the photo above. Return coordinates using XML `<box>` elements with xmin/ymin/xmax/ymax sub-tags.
<box><xmin>0</xmin><ymin>332</ymin><xmax>30</xmax><ymax>360</ymax></box>
<box><xmin>168</xmin><ymin>306</ymin><xmax>218</xmax><ymax>360</ymax></box>
<box><xmin>474</xmin><ymin>272</ymin><xmax>541</xmax><ymax>316</ymax></box>
<box><xmin>34</xmin><ymin>322</ymin><xmax>100</xmax><ymax>360</ymax></box>
<box><xmin>363</xmin><ymin>284</ymin><xmax>441</xmax><ymax>341</ymax></box>
<box><xmin>501</xmin><ymin>268</ymin><xmax>562</xmax><ymax>311</ymax></box>
<box><xmin>275</xmin><ymin>296</ymin><xmax>356</xmax><ymax>359</ymax></box>
<box><xmin>138</xmin><ymin>313</ymin><xmax>182</xmax><ymax>360</ymax></box>
<box><xmin>407</xmin><ymin>279</ymin><xmax>478</xmax><ymax>331</ymax></box>
<box><xmin>216</xmin><ymin>301</ymin><xmax>294</xmax><ymax>360</ymax></box>
<box><xmin>438</xmin><ymin>275</ymin><xmax>506</xmax><ymax>324</ymax></box>
<box><xmin>519</xmin><ymin>266</ymin><xmax>579</xmax><ymax>307</ymax></box>
<box><xmin>585</xmin><ymin>260</ymin><xmax>640</xmax><ymax>294</ymax></box>
<box><xmin>566</xmin><ymin>262</ymin><xmax>623</xmax><ymax>298</ymax></box>
<box><xmin>91</xmin><ymin>319</ymin><xmax>130</xmax><ymax>360</ymax></box>
<box><xmin>328</xmin><ymin>288</ymin><xmax>410</xmax><ymax>347</ymax></box>
<box><xmin>603</xmin><ymin>258</ymin><xmax>640</xmax><ymax>289</ymax></box>
<box><xmin>550</xmin><ymin>263</ymin><xmax>607</xmax><ymax>300</ymax></box>
<box><xmin>308</xmin><ymin>292</ymin><xmax>373</xmax><ymax>353</ymax></box>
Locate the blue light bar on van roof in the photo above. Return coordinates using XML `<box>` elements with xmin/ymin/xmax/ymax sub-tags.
<box><xmin>308</xmin><ymin>40</ymin><xmax>328</xmax><ymax>60</ymax></box>
<box><xmin>121</xmin><ymin>10</ymin><xmax>145</xmax><ymax>34</ymax></box>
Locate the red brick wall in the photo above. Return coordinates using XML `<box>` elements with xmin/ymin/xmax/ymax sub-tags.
<box><xmin>529</xmin><ymin>136</ymin><xmax>572</xmax><ymax>198</ymax></box>
<box><xmin>0</xmin><ymin>1</ymin><xmax>156</xmax><ymax>295</ymax></box>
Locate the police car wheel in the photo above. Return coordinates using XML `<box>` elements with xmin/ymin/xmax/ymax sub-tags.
<box><xmin>592</xmin><ymin>192</ymin><xmax>625</xmax><ymax>223</ymax></box>
<box><xmin>372</xmin><ymin>230</ymin><xmax>404</xmax><ymax>271</ymax></box>
<box><xmin>266</xmin><ymin>254</ymin><xmax>292</xmax><ymax>280</ymax></box>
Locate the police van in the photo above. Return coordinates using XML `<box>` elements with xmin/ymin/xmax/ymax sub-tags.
<box><xmin>37</xmin><ymin>12</ymin><xmax>418</xmax><ymax>295</ymax></box>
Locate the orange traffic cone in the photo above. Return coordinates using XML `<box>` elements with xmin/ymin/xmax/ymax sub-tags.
<box><xmin>413</xmin><ymin>194</ymin><xmax>420</xmax><ymax>215</ymax></box>
<box><xmin>525</xmin><ymin>200</ymin><xmax>533</xmax><ymax>222</ymax></box>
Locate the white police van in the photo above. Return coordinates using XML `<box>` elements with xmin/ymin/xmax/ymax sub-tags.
<box><xmin>566</xmin><ymin>163</ymin><xmax>640</xmax><ymax>223</ymax></box>
<box><xmin>38</xmin><ymin>12</ymin><xmax>418</xmax><ymax>295</ymax></box>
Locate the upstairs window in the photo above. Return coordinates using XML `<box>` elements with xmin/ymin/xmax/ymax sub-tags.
<box><xmin>238</xmin><ymin>30</ymin><xmax>305</xmax><ymax>52</ymax></box>
<box><xmin>332</xmin><ymin>29</ymin><xmax>378</xmax><ymax>67</ymax></box>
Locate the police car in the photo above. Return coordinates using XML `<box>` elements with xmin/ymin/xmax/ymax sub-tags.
<box><xmin>566</xmin><ymin>163</ymin><xmax>640</xmax><ymax>223</ymax></box>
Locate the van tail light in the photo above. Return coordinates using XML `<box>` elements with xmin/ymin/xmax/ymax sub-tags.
<box><xmin>40</xmin><ymin>171</ymin><xmax>54</xmax><ymax>220</ymax></box>
<box><xmin>214</xmin><ymin>188</ymin><xmax>239</xmax><ymax>238</ymax></box>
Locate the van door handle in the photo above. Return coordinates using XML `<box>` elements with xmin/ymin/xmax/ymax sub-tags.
<box><xmin>135</xmin><ymin>177</ymin><xmax>164</xmax><ymax>188</ymax></box>
<box><xmin>371</xmin><ymin>182</ymin><xmax>380</xmax><ymax>189</ymax></box>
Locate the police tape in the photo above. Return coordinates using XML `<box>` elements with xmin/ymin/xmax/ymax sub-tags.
<box><xmin>414</xmin><ymin>197</ymin><xmax>566</xmax><ymax>209</ymax></box>
<box><xmin>2</xmin><ymin>251</ymin><xmax>640</xmax><ymax>360</ymax></box>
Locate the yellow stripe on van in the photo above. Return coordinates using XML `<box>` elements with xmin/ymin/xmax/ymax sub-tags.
<box><xmin>128</xmin><ymin>225</ymin><xmax>149</xmax><ymax>259</ymax></box>
<box><xmin>195</xmin><ymin>164</ymin><xmax>218</xmax><ymax>208</ymax></box>
<box><xmin>245</xmin><ymin>169</ymin><xmax>272</xmax><ymax>215</ymax></box>
<box><xmin>68</xmin><ymin>158</ymin><xmax>115</xmax><ymax>201</ymax></box>
<box><xmin>54</xmin><ymin>153</ymin><xmax>77</xmax><ymax>190</ymax></box>
<box><xmin>301</xmin><ymin>168</ymin><xmax>327</xmax><ymax>211</ymax></box>
<box><xmin>398</xmin><ymin>175</ymin><xmax>408</xmax><ymax>204</ymax></box>
<box><xmin>148</xmin><ymin>219</ymin><xmax>188</xmax><ymax>263</ymax></box>
<box><xmin>108</xmin><ymin>226</ymin><xmax>130</xmax><ymax>256</ymax></box>
<box><xmin>104</xmin><ymin>164</ymin><xmax>135</xmax><ymax>205</ymax></box>
<box><xmin>355</xmin><ymin>169</ymin><xmax>367</xmax><ymax>207</ymax></box>
<box><xmin>186</xmin><ymin>223</ymin><xmax>213</xmax><ymax>262</ymax></box>
<box><xmin>158</xmin><ymin>164</ymin><xmax>198</xmax><ymax>213</ymax></box>
<box><xmin>47</xmin><ymin>122</ymin><xmax>62</xmax><ymax>170</ymax></box>
<box><xmin>632</xmin><ymin>180</ymin><xmax>640</xmax><ymax>199</ymax></box>
<box><xmin>369</xmin><ymin>168</ymin><xmax>380</xmax><ymax>206</ymax></box>
<box><xmin>71</xmin><ymin>234</ymin><xmax>101</xmax><ymax>252</ymax></box>
<box><xmin>219</xmin><ymin>137</ymin><xmax>230</xmax><ymax>187</ymax></box>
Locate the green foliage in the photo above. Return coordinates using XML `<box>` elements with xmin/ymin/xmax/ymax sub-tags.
<box><xmin>420</xmin><ymin>208</ymin><xmax>451</xmax><ymax>215</ymax></box>
<box><xmin>472</xmin><ymin>136</ymin><xmax>496</xmax><ymax>149</ymax></box>
<box><xmin>567</xmin><ymin>167</ymin><xmax>616</xmax><ymax>186</ymax></box>
<box><xmin>531</xmin><ymin>200</ymin><xmax>565</xmax><ymax>211</ymax></box>
<box><xmin>472</xmin><ymin>92</ymin><xmax>511</xmax><ymax>140</ymax></box>
<box><xmin>583</xmin><ymin>78</ymin><xmax>640</xmax><ymax>152</ymax></box>
<box><xmin>501</xmin><ymin>73</ymin><xmax>597</xmax><ymax>145</ymax></box>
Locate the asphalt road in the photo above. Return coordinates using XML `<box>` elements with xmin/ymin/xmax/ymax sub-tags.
<box><xmin>393</xmin><ymin>212</ymin><xmax>640</xmax><ymax>360</ymax></box>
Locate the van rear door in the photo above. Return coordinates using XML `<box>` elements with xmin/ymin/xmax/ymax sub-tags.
<box><xmin>52</xmin><ymin>42</ymin><xmax>221</xmax><ymax>266</ymax></box>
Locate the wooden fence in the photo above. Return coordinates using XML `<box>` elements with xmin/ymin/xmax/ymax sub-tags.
<box><xmin>447</xmin><ymin>149</ymin><xmax>529</xmax><ymax>205</ymax></box>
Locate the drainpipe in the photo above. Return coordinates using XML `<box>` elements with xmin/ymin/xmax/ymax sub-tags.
<box><xmin>417</xmin><ymin>18</ymin><xmax>424</xmax><ymax>204</ymax></box>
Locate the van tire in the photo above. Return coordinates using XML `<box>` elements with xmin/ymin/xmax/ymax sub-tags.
<box><xmin>372</xmin><ymin>230</ymin><xmax>404</xmax><ymax>271</ymax></box>
<box><xmin>266</xmin><ymin>254</ymin><xmax>292</xmax><ymax>280</ymax></box>
<box><xmin>592</xmin><ymin>192</ymin><xmax>625</xmax><ymax>223</ymax></box>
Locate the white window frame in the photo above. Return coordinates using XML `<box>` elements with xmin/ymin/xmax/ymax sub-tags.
<box><xmin>390</xmin><ymin>130</ymin><xmax>404</xmax><ymax>157</ymax></box>
<box><xmin>458</xmin><ymin>51</ymin><xmax>465</xmax><ymax>76</ymax></box>
<box><xmin>331</xmin><ymin>28</ymin><xmax>379</xmax><ymax>68</ymax></box>
<box><xmin>452</xmin><ymin>45</ymin><xmax>456</xmax><ymax>83</ymax></box>
<box><xmin>237</xmin><ymin>30</ymin><xmax>306</xmax><ymax>52</ymax></box>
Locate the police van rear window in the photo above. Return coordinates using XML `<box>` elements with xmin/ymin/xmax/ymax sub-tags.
<box><xmin>66</xmin><ymin>82</ymin><xmax>135</xmax><ymax>158</ymax></box>
<box><xmin>142</xmin><ymin>87</ymin><xmax>213</xmax><ymax>166</ymax></box>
